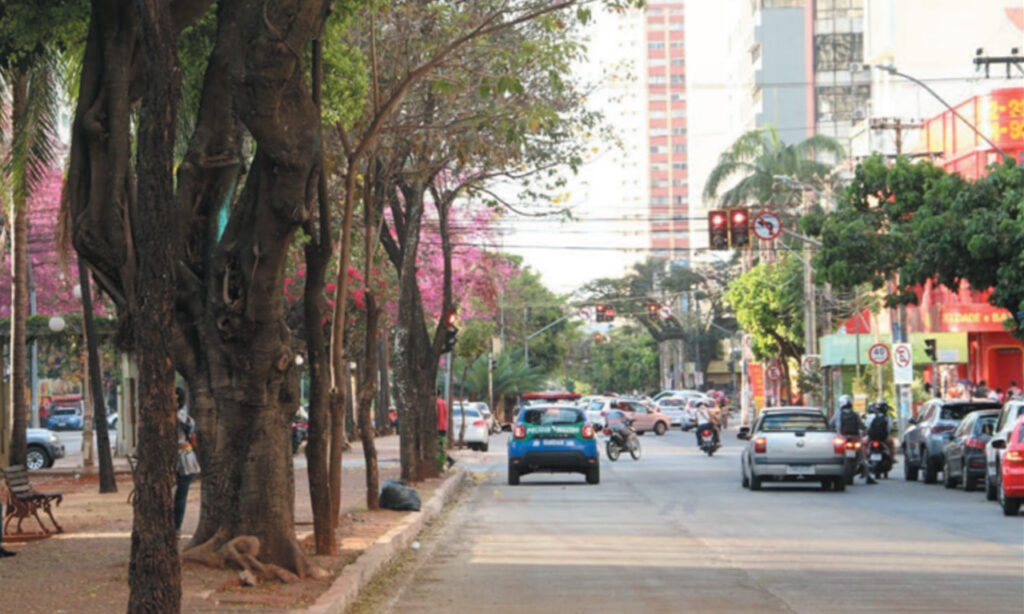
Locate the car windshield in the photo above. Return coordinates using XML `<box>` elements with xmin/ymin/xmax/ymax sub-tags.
<box><xmin>659</xmin><ymin>399</ymin><xmax>684</xmax><ymax>407</ymax></box>
<box><xmin>941</xmin><ymin>404</ymin><xmax>999</xmax><ymax>421</ymax></box>
<box><xmin>587</xmin><ymin>401</ymin><xmax>606</xmax><ymax>411</ymax></box>
<box><xmin>975</xmin><ymin>413</ymin><xmax>998</xmax><ymax>432</ymax></box>
<box><xmin>522</xmin><ymin>408</ymin><xmax>581</xmax><ymax>425</ymax></box>
<box><xmin>759</xmin><ymin>413</ymin><xmax>829</xmax><ymax>432</ymax></box>
<box><xmin>455</xmin><ymin>408</ymin><xmax>482</xmax><ymax>419</ymax></box>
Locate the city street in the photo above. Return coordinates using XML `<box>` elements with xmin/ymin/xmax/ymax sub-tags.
<box><xmin>366</xmin><ymin>428</ymin><xmax>1024</xmax><ymax>614</ymax></box>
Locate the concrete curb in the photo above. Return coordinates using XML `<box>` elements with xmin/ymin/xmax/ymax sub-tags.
<box><xmin>295</xmin><ymin>468</ymin><xmax>468</xmax><ymax>614</ymax></box>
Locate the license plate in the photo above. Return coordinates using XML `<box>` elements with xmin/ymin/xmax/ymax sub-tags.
<box><xmin>787</xmin><ymin>465</ymin><xmax>814</xmax><ymax>475</ymax></box>
<box><xmin>870</xmin><ymin>453</ymin><xmax>882</xmax><ymax>461</ymax></box>
<box><xmin>543</xmin><ymin>439</ymin><xmax>569</xmax><ymax>446</ymax></box>
<box><xmin>845</xmin><ymin>450</ymin><xmax>857</xmax><ymax>458</ymax></box>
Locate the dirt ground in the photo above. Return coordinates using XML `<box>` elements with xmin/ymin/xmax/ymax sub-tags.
<box><xmin>1</xmin><ymin>457</ymin><xmax>446</xmax><ymax>613</ymax></box>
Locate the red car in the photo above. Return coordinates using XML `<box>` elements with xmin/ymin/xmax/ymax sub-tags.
<box><xmin>993</xmin><ymin>417</ymin><xmax>1024</xmax><ymax>516</ymax></box>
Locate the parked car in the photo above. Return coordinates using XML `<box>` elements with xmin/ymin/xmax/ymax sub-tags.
<box><xmin>26</xmin><ymin>428</ymin><xmax>66</xmax><ymax>470</ymax></box>
<box><xmin>901</xmin><ymin>399</ymin><xmax>1000</xmax><ymax>484</ymax></box>
<box><xmin>942</xmin><ymin>409</ymin><xmax>999</xmax><ymax>491</ymax></box>
<box><xmin>990</xmin><ymin>418</ymin><xmax>1024</xmax><ymax>516</ymax></box>
<box><xmin>738</xmin><ymin>407</ymin><xmax>848</xmax><ymax>491</ymax></box>
<box><xmin>507</xmin><ymin>405</ymin><xmax>599</xmax><ymax>485</ymax></box>
<box><xmin>46</xmin><ymin>403</ymin><xmax>84</xmax><ymax>431</ymax></box>
<box><xmin>656</xmin><ymin>397</ymin><xmax>688</xmax><ymax>427</ymax></box>
<box><xmin>452</xmin><ymin>406</ymin><xmax>490</xmax><ymax>452</ymax></box>
<box><xmin>612</xmin><ymin>398</ymin><xmax>671</xmax><ymax>435</ymax></box>
<box><xmin>653</xmin><ymin>389</ymin><xmax>709</xmax><ymax>403</ymax></box>
<box><xmin>985</xmin><ymin>400</ymin><xmax>1024</xmax><ymax>500</ymax></box>
<box><xmin>467</xmin><ymin>402</ymin><xmax>500</xmax><ymax>434</ymax></box>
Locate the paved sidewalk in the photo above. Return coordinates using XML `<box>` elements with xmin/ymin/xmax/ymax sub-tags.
<box><xmin>3</xmin><ymin>434</ymin><xmax>464</xmax><ymax>613</ymax></box>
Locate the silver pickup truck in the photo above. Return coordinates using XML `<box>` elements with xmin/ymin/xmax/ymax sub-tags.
<box><xmin>739</xmin><ymin>407</ymin><xmax>850</xmax><ymax>492</ymax></box>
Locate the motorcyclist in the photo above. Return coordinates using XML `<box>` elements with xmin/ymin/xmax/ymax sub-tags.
<box><xmin>832</xmin><ymin>394</ymin><xmax>876</xmax><ymax>485</ymax></box>
<box><xmin>694</xmin><ymin>400</ymin><xmax>720</xmax><ymax>449</ymax></box>
<box><xmin>865</xmin><ymin>401</ymin><xmax>896</xmax><ymax>459</ymax></box>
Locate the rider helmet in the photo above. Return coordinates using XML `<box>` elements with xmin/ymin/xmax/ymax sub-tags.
<box><xmin>838</xmin><ymin>394</ymin><xmax>853</xmax><ymax>410</ymax></box>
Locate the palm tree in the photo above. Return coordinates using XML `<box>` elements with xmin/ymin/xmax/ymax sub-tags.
<box><xmin>703</xmin><ymin>126</ymin><xmax>844</xmax><ymax>209</ymax></box>
<box><xmin>2</xmin><ymin>51</ymin><xmax>62</xmax><ymax>467</ymax></box>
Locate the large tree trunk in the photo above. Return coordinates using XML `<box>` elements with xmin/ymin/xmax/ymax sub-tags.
<box><xmin>130</xmin><ymin>0</ymin><xmax>183</xmax><ymax>612</ymax></box>
<box><xmin>357</xmin><ymin>294</ymin><xmax>380</xmax><ymax>510</ymax></box>
<box><xmin>79</xmin><ymin>260</ymin><xmax>117</xmax><ymax>492</ymax></box>
<box><xmin>7</xmin><ymin>72</ymin><xmax>29</xmax><ymax>467</ymax></box>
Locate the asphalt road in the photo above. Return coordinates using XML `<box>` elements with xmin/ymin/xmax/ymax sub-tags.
<box><xmin>365</xmin><ymin>427</ymin><xmax>1024</xmax><ymax>614</ymax></box>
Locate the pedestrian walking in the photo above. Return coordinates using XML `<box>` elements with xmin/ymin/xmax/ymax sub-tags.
<box><xmin>175</xmin><ymin>387</ymin><xmax>200</xmax><ymax>532</ymax></box>
<box><xmin>1005</xmin><ymin>381</ymin><xmax>1021</xmax><ymax>402</ymax></box>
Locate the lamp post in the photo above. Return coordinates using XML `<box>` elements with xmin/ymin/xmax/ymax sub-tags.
<box><xmin>873</xmin><ymin>64</ymin><xmax>1013</xmax><ymax>161</ymax></box>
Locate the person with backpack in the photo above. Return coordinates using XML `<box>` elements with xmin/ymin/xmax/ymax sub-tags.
<box><xmin>865</xmin><ymin>401</ymin><xmax>896</xmax><ymax>470</ymax></box>
<box><xmin>832</xmin><ymin>395</ymin><xmax>876</xmax><ymax>485</ymax></box>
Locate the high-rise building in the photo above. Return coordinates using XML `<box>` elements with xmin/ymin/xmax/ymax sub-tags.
<box><xmin>646</xmin><ymin>1</ymin><xmax>689</xmax><ymax>260</ymax></box>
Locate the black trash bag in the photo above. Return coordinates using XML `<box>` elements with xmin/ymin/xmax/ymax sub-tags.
<box><xmin>379</xmin><ymin>478</ymin><xmax>421</xmax><ymax>511</ymax></box>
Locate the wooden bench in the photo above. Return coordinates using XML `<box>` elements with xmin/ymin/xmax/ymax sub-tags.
<box><xmin>1</xmin><ymin>465</ymin><xmax>64</xmax><ymax>535</ymax></box>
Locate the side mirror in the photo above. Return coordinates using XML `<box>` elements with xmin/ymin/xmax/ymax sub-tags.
<box><xmin>907</xmin><ymin>417</ymin><xmax>918</xmax><ymax>425</ymax></box>
<box><xmin>991</xmin><ymin>438</ymin><xmax>1007</xmax><ymax>450</ymax></box>
<box><xmin>737</xmin><ymin>426</ymin><xmax>751</xmax><ymax>440</ymax></box>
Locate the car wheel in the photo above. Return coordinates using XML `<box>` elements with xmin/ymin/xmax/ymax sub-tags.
<box><xmin>943</xmin><ymin>461</ymin><xmax>957</xmax><ymax>488</ymax></box>
<box><xmin>507</xmin><ymin>461</ymin><xmax>520</xmax><ymax>486</ymax></box>
<box><xmin>586</xmin><ymin>465</ymin><xmax>600</xmax><ymax>485</ymax></box>
<box><xmin>481</xmin><ymin>442</ymin><xmax>489</xmax><ymax>453</ymax></box>
<box><xmin>26</xmin><ymin>445</ymin><xmax>51</xmax><ymax>470</ymax></box>
<box><xmin>654</xmin><ymin>422</ymin><xmax>667</xmax><ymax>436</ymax></box>
<box><xmin>833</xmin><ymin>477</ymin><xmax>846</xmax><ymax>492</ymax></box>
<box><xmin>749</xmin><ymin>473</ymin><xmax>762</xmax><ymax>491</ymax></box>
<box><xmin>922</xmin><ymin>453</ymin><xmax>939</xmax><ymax>484</ymax></box>
<box><xmin>986</xmin><ymin>473</ymin><xmax>998</xmax><ymax>501</ymax></box>
<box><xmin>962</xmin><ymin>468</ymin><xmax>976</xmax><ymax>492</ymax></box>
<box><xmin>998</xmin><ymin>478</ymin><xmax>1021</xmax><ymax>516</ymax></box>
<box><xmin>903</xmin><ymin>449</ymin><xmax>919</xmax><ymax>481</ymax></box>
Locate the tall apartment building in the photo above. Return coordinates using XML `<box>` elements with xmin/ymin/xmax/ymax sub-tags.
<box><xmin>646</xmin><ymin>1</ymin><xmax>690</xmax><ymax>260</ymax></box>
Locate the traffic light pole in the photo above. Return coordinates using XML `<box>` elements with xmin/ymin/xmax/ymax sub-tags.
<box><xmin>524</xmin><ymin>313</ymin><xmax>571</xmax><ymax>368</ymax></box>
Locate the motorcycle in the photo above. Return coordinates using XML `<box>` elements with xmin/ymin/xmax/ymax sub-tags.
<box><xmin>842</xmin><ymin>436</ymin><xmax>863</xmax><ymax>484</ymax></box>
<box><xmin>604</xmin><ymin>420</ymin><xmax>641</xmax><ymax>461</ymax></box>
<box><xmin>698</xmin><ymin>426</ymin><xmax>720</xmax><ymax>456</ymax></box>
<box><xmin>866</xmin><ymin>437</ymin><xmax>893</xmax><ymax>479</ymax></box>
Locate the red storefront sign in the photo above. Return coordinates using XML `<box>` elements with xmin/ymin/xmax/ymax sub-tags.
<box><xmin>921</xmin><ymin>87</ymin><xmax>1024</xmax><ymax>180</ymax></box>
<box><xmin>749</xmin><ymin>363</ymin><xmax>765</xmax><ymax>408</ymax></box>
<box><xmin>938</xmin><ymin>303</ymin><xmax>1014</xmax><ymax>333</ymax></box>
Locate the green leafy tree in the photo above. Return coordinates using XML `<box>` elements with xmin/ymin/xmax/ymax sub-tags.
<box><xmin>570</xmin><ymin>326</ymin><xmax>658</xmax><ymax>394</ymax></box>
<box><xmin>703</xmin><ymin>125</ymin><xmax>844</xmax><ymax>210</ymax></box>
<box><xmin>726</xmin><ymin>254</ymin><xmax>804</xmax><ymax>402</ymax></box>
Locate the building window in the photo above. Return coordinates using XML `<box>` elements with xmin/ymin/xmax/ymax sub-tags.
<box><xmin>650</xmin><ymin>111</ymin><xmax>666</xmax><ymax>118</ymax></box>
<box><xmin>673</xmin><ymin>144</ymin><xmax>687</xmax><ymax>154</ymax></box>
<box><xmin>671</xmin><ymin>109</ymin><xmax>686</xmax><ymax>118</ymax></box>
<box><xmin>650</xmin><ymin>93</ymin><xmax>667</xmax><ymax>101</ymax></box>
<box><xmin>651</xmin><ymin>197</ymin><xmax>669</xmax><ymax>205</ymax></box>
<box><xmin>673</xmin><ymin>162</ymin><xmax>688</xmax><ymax>171</ymax></box>
<box><xmin>670</xmin><ymin>58</ymin><xmax>686</xmax><ymax>67</ymax></box>
<box><xmin>814</xmin><ymin>32</ymin><xmax>864</xmax><ymax>72</ymax></box>
<box><xmin>672</xmin><ymin>179</ymin><xmax>687</xmax><ymax>187</ymax></box>
<box><xmin>671</xmin><ymin>127</ymin><xmax>687</xmax><ymax>136</ymax></box>
<box><xmin>815</xmin><ymin>0</ymin><xmax>863</xmax><ymax>19</ymax></box>
<box><xmin>670</xmin><ymin>41</ymin><xmax>685</xmax><ymax>49</ymax></box>
<box><xmin>650</xmin><ymin>128</ymin><xmax>668</xmax><ymax>137</ymax></box>
<box><xmin>650</xmin><ymin>75</ymin><xmax>667</xmax><ymax>84</ymax></box>
<box><xmin>651</xmin><ymin>179</ymin><xmax>669</xmax><ymax>188</ymax></box>
<box><xmin>671</xmin><ymin>92</ymin><xmax>685</xmax><ymax>101</ymax></box>
<box><xmin>673</xmin><ymin>196</ymin><xmax>688</xmax><ymax>205</ymax></box>
<box><xmin>670</xmin><ymin>75</ymin><xmax>686</xmax><ymax>84</ymax></box>
<box><xmin>649</xmin><ymin>41</ymin><xmax>665</xmax><ymax>50</ymax></box>
<box><xmin>816</xmin><ymin>84</ymin><xmax>871</xmax><ymax>122</ymax></box>
<box><xmin>650</xmin><ymin>145</ymin><xmax>667</xmax><ymax>153</ymax></box>
<box><xmin>649</xmin><ymin>58</ymin><xmax>666</xmax><ymax>67</ymax></box>
<box><xmin>669</xmin><ymin>22</ymin><xmax>684</xmax><ymax>31</ymax></box>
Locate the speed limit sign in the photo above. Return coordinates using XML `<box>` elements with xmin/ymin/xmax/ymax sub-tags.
<box><xmin>868</xmin><ymin>343</ymin><xmax>890</xmax><ymax>365</ymax></box>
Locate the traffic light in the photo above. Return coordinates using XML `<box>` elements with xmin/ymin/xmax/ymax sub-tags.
<box><xmin>441</xmin><ymin>310</ymin><xmax>458</xmax><ymax>354</ymax></box>
<box><xmin>924</xmin><ymin>338</ymin><xmax>937</xmax><ymax>361</ymax></box>
<box><xmin>604</xmin><ymin>305</ymin><xmax>616</xmax><ymax>322</ymax></box>
<box><xmin>647</xmin><ymin>301</ymin><xmax>659</xmax><ymax>322</ymax></box>
<box><xmin>595</xmin><ymin>303</ymin><xmax>607</xmax><ymax>322</ymax></box>
<box><xmin>708</xmin><ymin>210</ymin><xmax>728</xmax><ymax>250</ymax></box>
<box><xmin>729</xmin><ymin>208</ymin><xmax>749</xmax><ymax>247</ymax></box>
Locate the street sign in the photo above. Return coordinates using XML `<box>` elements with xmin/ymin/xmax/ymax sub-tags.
<box><xmin>893</xmin><ymin>343</ymin><xmax>913</xmax><ymax>384</ymax></box>
<box><xmin>869</xmin><ymin>343</ymin><xmax>890</xmax><ymax>365</ymax></box>
<box><xmin>578</xmin><ymin>306</ymin><xmax>593</xmax><ymax>321</ymax></box>
<box><xmin>766</xmin><ymin>365</ymin><xmax>782</xmax><ymax>381</ymax></box>
<box><xmin>801</xmin><ymin>355</ymin><xmax>820</xmax><ymax>374</ymax></box>
<box><xmin>753</xmin><ymin>211</ymin><xmax>782</xmax><ymax>241</ymax></box>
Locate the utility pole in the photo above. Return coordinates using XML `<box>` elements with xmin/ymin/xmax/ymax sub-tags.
<box><xmin>869</xmin><ymin>117</ymin><xmax>922</xmax><ymax>158</ymax></box>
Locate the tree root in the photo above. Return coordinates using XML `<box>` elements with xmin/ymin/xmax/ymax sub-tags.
<box><xmin>182</xmin><ymin>534</ymin><xmax>327</xmax><ymax>585</ymax></box>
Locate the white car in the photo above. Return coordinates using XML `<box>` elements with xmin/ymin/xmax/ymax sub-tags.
<box><xmin>452</xmin><ymin>405</ymin><xmax>491</xmax><ymax>451</ymax></box>
<box><xmin>656</xmin><ymin>398</ymin><xmax>689</xmax><ymax>427</ymax></box>
<box><xmin>466</xmin><ymin>401</ymin><xmax>500</xmax><ymax>434</ymax></box>
<box><xmin>739</xmin><ymin>407</ymin><xmax>850</xmax><ymax>491</ymax></box>
<box><xmin>653</xmin><ymin>389</ymin><xmax>708</xmax><ymax>403</ymax></box>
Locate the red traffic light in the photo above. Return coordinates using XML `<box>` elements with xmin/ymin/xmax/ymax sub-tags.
<box><xmin>710</xmin><ymin>212</ymin><xmax>726</xmax><ymax>227</ymax></box>
<box><xmin>732</xmin><ymin>210</ymin><xmax>746</xmax><ymax>224</ymax></box>
<box><xmin>444</xmin><ymin>310</ymin><xmax>458</xmax><ymax>327</ymax></box>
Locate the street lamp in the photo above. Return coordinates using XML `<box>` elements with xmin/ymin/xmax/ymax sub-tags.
<box><xmin>48</xmin><ymin>316</ymin><xmax>66</xmax><ymax>333</ymax></box>
<box><xmin>872</xmin><ymin>64</ymin><xmax>1013</xmax><ymax>161</ymax></box>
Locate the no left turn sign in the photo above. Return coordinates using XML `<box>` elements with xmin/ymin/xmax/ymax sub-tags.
<box><xmin>869</xmin><ymin>343</ymin><xmax>890</xmax><ymax>365</ymax></box>
<box><xmin>766</xmin><ymin>365</ymin><xmax>782</xmax><ymax>381</ymax></box>
<box><xmin>894</xmin><ymin>344</ymin><xmax>912</xmax><ymax>368</ymax></box>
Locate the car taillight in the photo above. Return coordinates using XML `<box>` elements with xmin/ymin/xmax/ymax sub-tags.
<box><xmin>834</xmin><ymin>437</ymin><xmax>846</xmax><ymax>454</ymax></box>
<box><xmin>930</xmin><ymin>425</ymin><xmax>954</xmax><ymax>435</ymax></box>
<box><xmin>753</xmin><ymin>437</ymin><xmax>767</xmax><ymax>453</ymax></box>
<box><xmin>870</xmin><ymin>440</ymin><xmax>880</xmax><ymax>449</ymax></box>
<box><xmin>964</xmin><ymin>437</ymin><xmax>985</xmax><ymax>450</ymax></box>
<box><xmin>513</xmin><ymin>424</ymin><xmax>526</xmax><ymax>439</ymax></box>
<box><xmin>582</xmin><ymin>424</ymin><xmax>595</xmax><ymax>439</ymax></box>
<box><xmin>473</xmin><ymin>420</ymin><xmax>486</xmax><ymax>427</ymax></box>
<box><xmin>845</xmin><ymin>439</ymin><xmax>861</xmax><ymax>450</ymax></box>
<box><xmin>1005</xmin><ymin>450</ymin><xmax>1024</xmax><ymax>465</ymax></box>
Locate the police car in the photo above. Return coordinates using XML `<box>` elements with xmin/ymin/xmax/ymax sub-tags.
<box><xmin>507</xmin><ymin>404</ymin><xmax>600</xmax><ymax>485</ymax></box>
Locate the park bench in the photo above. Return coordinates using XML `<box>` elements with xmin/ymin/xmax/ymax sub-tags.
<box><xmin>1</xmin><ymin>464</ymin><xmax>64</xmax><ymax>535</ymax></box>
